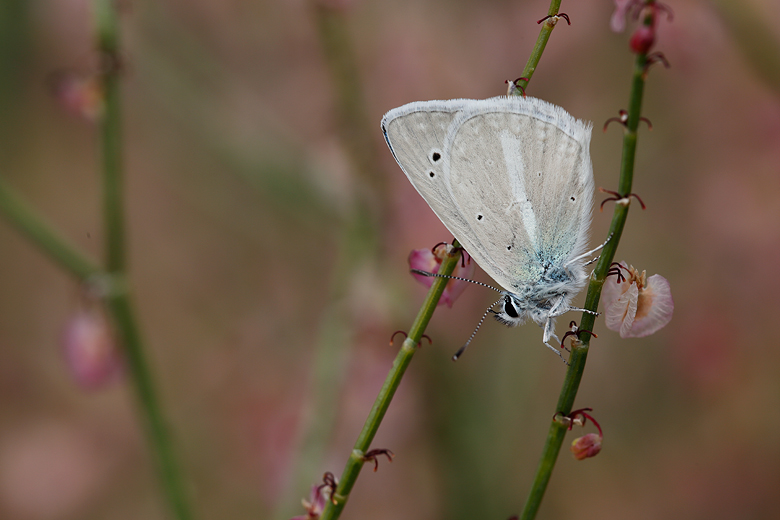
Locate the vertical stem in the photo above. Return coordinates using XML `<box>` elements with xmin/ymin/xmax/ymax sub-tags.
<box><xmin>93</xmin><ymin>2</ymin><xmax>193</xmax><ymax>518</ymax></box>
<box><xmin>95</xmin><ymin>0</ymin><xmax>124</xmax><ymax>272</ymax></box>
<box><xmin>518</xmin><ymin>6</ymin><xmax>657</xmax><ymax>518</ymax></box>
<box><xmin>106</xmin><ymin>283</ymin><xmax>193</xmax><ymax>520</ymax></box>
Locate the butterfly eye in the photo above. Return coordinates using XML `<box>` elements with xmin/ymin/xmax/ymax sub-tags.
<box><xmin>504</xmin><ymin>299</ymin><xmax>519</xmax><ymax>318</ymax></box>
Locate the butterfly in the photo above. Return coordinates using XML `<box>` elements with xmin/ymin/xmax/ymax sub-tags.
<box><xmin>382</xmin><ymin>96</ymin><xmax>603</xmax><ymax>359</ymax></box>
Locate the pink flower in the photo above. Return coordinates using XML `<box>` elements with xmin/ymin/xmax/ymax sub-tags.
<box><xmin>408</xmin><ymin>245</ymin><xmax>476</xmax><ymax>308</ymax></box>
<box><xmin>602</xmin><ymin>262</ymin><xmax>673</xmax><ymax>338</ymax></box>
<box><xmin>62</xmin><ymin>310</ymin><xmax>123</xmax><ymax>390</ymax></box>
<box><xmin>291</xmin><ymin>485</ymin><xmax>328</xmax><ymax>520</ymax></box>
<box><xmin>48</xmin><ymin>70</ymin><xmax>103</xmax><ymax>122</ymax></box>
<box><xmin>610</xmin><ymin>0</ymin><xmax>632</xmax><ymax>32</ymax></box>
<box><xmin>571</xmin><ymin>432</ymin><xmax>603</xmax><ymax>460</ymax></box>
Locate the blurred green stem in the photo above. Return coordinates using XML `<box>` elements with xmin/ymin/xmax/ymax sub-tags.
<box><xmin>320</xmin><ymin>241</ymin><xmax>463</xmax><ymax>520</ymax></box>
<box><xmin>0</xmin><ymin>177</ymin><xmax>101</xmax><ymax>279</ymax></box>
<box><xmin>96</xmin><ymin>2</ymin><xmax>193</xmax><ymax>519</ymax></box>
<box><xmin>518</xmin><ymin>7</ymin><xmax>655</xmax><ymax>520</ymax></box>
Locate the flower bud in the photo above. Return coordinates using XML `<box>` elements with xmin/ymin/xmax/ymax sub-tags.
<box><xmin>62</xmin><ymin>310</ymin><xmax>122</xmax><ymax>390</ymax></box>
<box><xmin>629</xmin><ymin>25</ymin><xmax>655</xmax><ymax>54</ymax></box>
<box><xmin>571</xmin><ymin>433</ymin><xmax>602</xmax><ymax>460</ymax></box>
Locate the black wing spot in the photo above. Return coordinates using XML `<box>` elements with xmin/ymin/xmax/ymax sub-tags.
<box><xmin>431</xmin><ymin>151</ymin><xmax>441</xmax><ymax>162</ymax></box>
<box><xmin>476</xmin><ymin>214</ymin><xmax>483</xmax><ymax>221</ymax></box>
<box><xmin>570</xmin><ymin>196</ymin><xmax>575</xmax><ymax>201</ymax></box>
<box><xmin>537</xmin><ymin>171</ymin><xmax>542</xmax><ymax>177</ymax></box>
<box><xmin>506</xmin><ymin>245</ymin><xmax>512</xmax><ymax>251</ymax></box>
<box><xmin>429</xmin><ymin>171</ymin><xmax>435</xmax><ymax>178</ymax></box>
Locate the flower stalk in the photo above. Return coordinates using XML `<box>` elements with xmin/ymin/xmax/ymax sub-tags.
<box><xmin>518</xmin><ymin>3</ymin><xmax>661</xmax><ymax>519</ymax></box>
<box><xmin>319</xmin><ymin>241</ymin><xmax>463</xmax><ymax>520</ymax></box>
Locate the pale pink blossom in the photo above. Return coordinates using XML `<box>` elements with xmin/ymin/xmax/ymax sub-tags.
<box><xmin>62</xmin><ymin>310</ymin><xmax>122</xmax><ymax>390</ymax></box>
<box><xmin>408</xmin><ymin>245</ymin><xmax>475</xmax><ymax>307</ymax></box>
<box><xmin>602</xmin><ymin>261</ymin><xmax>673</xmax><ymax>338</ymax></box>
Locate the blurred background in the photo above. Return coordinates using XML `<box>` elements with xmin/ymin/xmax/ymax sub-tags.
<box><xmin>1</xmin><ymin>0</ymin><xmax>779</xmax><ymax>519</ymax></box>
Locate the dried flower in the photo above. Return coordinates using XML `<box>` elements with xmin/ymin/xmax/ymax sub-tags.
<box><xmin>62</xmin><ymin>309</ymin><xmax>122</xmax><ymax>390</ymax></box>
<box><xmin>571</xmin><ymin>432</ymin><xmax>603</xmax><ymax>460</ymax></box>
<box><xmin>408</xmin><ymin>245</ymin><xmax>475</xmax><ymax>307</ymax></box>
<box><xmin>603</xmin><ymin>261</ymin><xmax>673</xmax><ymax>338</ymax></box>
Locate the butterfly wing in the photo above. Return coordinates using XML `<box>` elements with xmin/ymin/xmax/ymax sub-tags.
<box><xmin>443</xmin><ymin>97</ymin><xmax>594</xmax><ymax>292</ymax></box>
<box><xmin>382</xmin><ymin>100</ymin><xmax>476</xmax><ymax>250</ymax></box>
<box><xmin>382</xmin><ymin>97</ymin><xmax>593</xmax><ymax>294</ymax></box>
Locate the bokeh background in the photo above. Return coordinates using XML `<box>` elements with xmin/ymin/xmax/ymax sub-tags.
<box><xmin>1</xmin><ymin>0</ymin><xmax>779</xmax><ymax>519</ymax></box>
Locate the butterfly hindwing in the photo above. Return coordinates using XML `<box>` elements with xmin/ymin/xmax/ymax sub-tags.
<box><xmin>444</xmin><ymin>97</ymin><xmax>594</xmax><ymax>292</ymax></box>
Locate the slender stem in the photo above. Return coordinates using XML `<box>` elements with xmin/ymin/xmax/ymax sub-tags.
<box><xmin>95</xmin><ymin>0</ymin><xmax>124</xmax><ymax>272</ymax></box>
<box><xmin>513</xmin><ymin>0</ymin><xmax>563</xmax><ymax>95</ymax></box>
<box><xmin>93</xmin><ymin>2</ymin><xmax>193</xmax><ymax>518</ymax></box>
<box><xmin>319</xmin><ymin>241</ymin><xmax>463</xmax><ymax>520</ymax></box>
<box><xmin>106</xmin><ymin>282</ymin><xmax>193</xmax><ymax>520</ymax></box>
<box><xmin>518</xmin><ymin>12</ymin><xmax>655</xmax><ymax>520</ymax></box>
<box><xmin>0</xmin><ymin>176</ymin><xmax>101</xmax><ymax>280</ymax></box>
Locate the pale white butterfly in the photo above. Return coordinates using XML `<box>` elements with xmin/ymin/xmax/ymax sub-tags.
<box><xmin>382</xmin><ymin>96</ymin><xmax>604</xmax><ymax>360</ymax></box>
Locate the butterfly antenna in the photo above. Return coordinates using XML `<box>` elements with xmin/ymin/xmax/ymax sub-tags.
<box><xmin>410</xmin><ymin>269</ymin><xmax>504</xmax><ymax>294</ymax></box>
<box><xmin>452</xmin><ymin>298</ymin><xmax>504</xmax><ymax>361</ymax></box>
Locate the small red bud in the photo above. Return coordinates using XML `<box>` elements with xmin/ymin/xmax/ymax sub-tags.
<box><xmin>571</xmin><ymin>433</ymin><xmax>602</xmax><ymax>460</ymax></box>
<box><xmin>629</xmin><ymin>25</ymin><xmax>655</xmax><ymax>54</ymax></box>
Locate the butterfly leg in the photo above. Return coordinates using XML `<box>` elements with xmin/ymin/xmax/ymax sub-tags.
<box><xmin>564</xmin><ymin>233</ymin><xmax>614</xmax><ymax>268</ymax></box>
<box><xmin>569</xmin><ymin>307</ymin><xmax>599</xmax><ymax>316</ymax></box>
<box><xmin>542</xmin><ymin>319</ymin><xmax>567</xmax><ymax>364</ymax></box>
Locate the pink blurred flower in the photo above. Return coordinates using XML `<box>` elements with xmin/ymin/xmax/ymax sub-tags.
<box><xmin>48</xmin><ymin>70</ymin><xmax>103</xmax><ymax>122</ymax></box>
<box><xmin>408</xmin><ymin>245</ymin><xmax>475</xmax><ymax>307</ymax></box>
<box><xmin>610</xmin><ymin>0</ymin><xmax>632</xmax><ymax>32</ymax></box>
<box><xmin>571</xmin><ymin>432</ymin><xmax>602</xmax><ymax>460</ymax></box>
<box><xmin>602</xmin><ymin>261</ymin><xmax>673</xmax><ymax>338</ymax></box>
<box><xmin>291</xmin><ymin>485</ymin><xmax>328</xmax><ymax>520</ymax></box>
<box><xmin>62</xmin><ymin>310</ymin><xmax>123</xmax><ymax>390</ymax></box>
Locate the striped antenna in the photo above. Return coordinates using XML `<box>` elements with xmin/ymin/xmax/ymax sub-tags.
<box><xmin>452</xmin><ymin>298</ymin><xmax>504</xmax><ymax>361</ymax></box>
<box><xmin>410</xmin><ymin>269</ymin><xmax>504</xmax><ymax>294</ymax></box>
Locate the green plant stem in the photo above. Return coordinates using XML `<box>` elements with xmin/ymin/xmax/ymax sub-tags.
<box><xmin>93</xmin><ymin>2</ymin><xmax>193</xmax><ymax>519</ymax></box>
<box><xmin>105</xmin><ymin>282</ymin><xmax>193</xmax><ymax>520</ymax></box>
<box><xmin>518</xmin><ymin>20</ymin><xmax>654</xmax><ymax>520</ymax></box>
<box><xmin>319</xmin><ymin>241</ymin><xmax>463</xmax><ymax>520</ymax></box>
<box><xmin>0</xmin><ymin>177</ymin><xmax>101</xmax><ymax>280</ymax></box>
<box><xmin>513</xmin><ymin>0</ymin><xmax>563</xmax><ymax>95</ymax></box>
<box><xmin>95</xmin><ymin>0</ymin><xmax>124</xmax><ymax>272</ymax></box>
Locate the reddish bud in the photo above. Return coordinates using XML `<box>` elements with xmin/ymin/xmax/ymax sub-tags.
<box><xmin>629</xmin><ymin>25</ymin><xmax>655</xmax><ymax>54</ymax></box>
<box><xmin>62</xmin><ymin>310</ymin><xmax>122</xmax><ymax>390</ymax></box>
<box><xmin>571</xmin><ymin>433</ymin><xmax>602</xmax><ymax>460</ymax></box>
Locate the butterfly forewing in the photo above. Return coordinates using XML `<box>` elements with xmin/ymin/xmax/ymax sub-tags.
<box><xmin>382</xmin><ymin>101</ymin><xmax>475</xmax><ymax>248</ymax></box>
